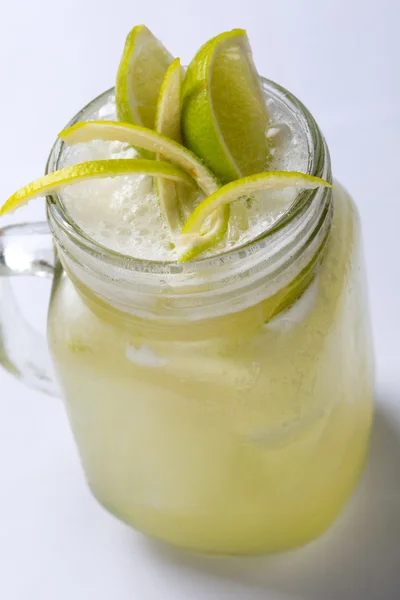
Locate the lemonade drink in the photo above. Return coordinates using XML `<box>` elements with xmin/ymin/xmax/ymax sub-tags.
<box><xmin>45</xmin><ymin>83</ymin><xmax>374</xmax><ymax>554</ymax></box>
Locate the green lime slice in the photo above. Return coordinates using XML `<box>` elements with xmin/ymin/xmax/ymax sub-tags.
<box><xmin>116</xmin><ymin>24</ymin><xmax>174</xmax><ymax>128</ymax></box>
<box><xmin>154</xmin><ymin>58</ymin><xmax>183</xmax><ymax>237</ymax></box>
<box><xmin>181</xmin><ymin>29</ymin><xmax>270</xmax><ymax>183</ymax></box>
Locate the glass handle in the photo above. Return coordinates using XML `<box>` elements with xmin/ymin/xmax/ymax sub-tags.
<box><xmin>0</xmin><ymin>221</ymin><xmax>60</xmax><ymax>396</ymax></box>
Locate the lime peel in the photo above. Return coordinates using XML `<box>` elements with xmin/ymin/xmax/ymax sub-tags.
<box><xmin>59</xmin><ymin>121</ymin><xmax>220</xmax><ymax>196</ymax></box>
<box><xmin>182</xmin><ymin>171</ymin><xmax>332</xmax><ymax>235</ymax></box>
<box><xmin>0</xmin><ymin>159</ymin><xmax>192</xmax><ymax>217</ymax></box>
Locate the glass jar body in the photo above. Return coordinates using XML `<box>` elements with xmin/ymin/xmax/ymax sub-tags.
<box><xmin>47</xmin><ymin>181</ymin><xmax>374</xmax><ymax>554</ymax></box>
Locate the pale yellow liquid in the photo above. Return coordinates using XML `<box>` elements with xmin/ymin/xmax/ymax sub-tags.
<box><xmin>48</xmin><ymin>182</ymin><xmax>374</xmax><ymax>554</ymax></box>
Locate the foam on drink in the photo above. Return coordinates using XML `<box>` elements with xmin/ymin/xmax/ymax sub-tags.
<box><xmin>60</xmin><ymin>90</ymin><xmax>309</xmax><ymax>261</ymax></box>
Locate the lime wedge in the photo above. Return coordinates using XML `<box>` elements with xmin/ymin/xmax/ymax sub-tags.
<box><xmin>116</xmin><ymin>25</ymin><xmax>174</xmax><ymax>128</ymax></box>
<box><xmin>59</xmin><ymin>121</ymin><xmax>220</xmax><ymax>195</ymax></box>
<box><xmin>177</xmin><ymin>172</ymin><xmax>332</xmax><ymax>262</ymax></box>
<box><xmin>154</xmin><ymin>58</ymin><xmax>183</xmax><ymax>237</ymax></box>
<box><xmin>0</xmin><ymin>159</ymin><xmax>192</xmax><ymax>216</ymax></box>
<box><xmin>181</xmin><ymin>29</ymin><xmax>270</xmax><ymax>183</ymax></box>
<box><xmin>155</xmin><ymin>57</ymin><xmax>182</xmax><ymax>142</ymax></box>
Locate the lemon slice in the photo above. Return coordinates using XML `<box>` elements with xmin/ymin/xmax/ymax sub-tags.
<box><xmin>154</xmin><ymin>58</ymin><xmax>183</xmax><ymax>237</ymax></box>
<box><xmin>59</xmin><ymin>121</ymin><xmax>220</xmax><ymax>195</ymax></box>
<box><xmin>116</xmin><ymin>24</ymin><xmax>174</xmax><ymax>127</ymax></box>
<box><xmin>177</xmin><ymin>172</ymin><xmax>332</xmax><ymax>262</ymax></box>
<box><xmin>0</xmin><ymin>159</ymin><xmax>192</xmax><ymax>216</ymax></box>
<box><xmin>181</xmin><ymin>29</ymin><xmax>270</xmax><ymax>183</ymax></box>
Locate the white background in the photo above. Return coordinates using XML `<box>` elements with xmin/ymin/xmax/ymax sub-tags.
<box><xmin>1</xmin><ymin>1</ymin><xmax>400</xmax><ymax>599</ymax></box>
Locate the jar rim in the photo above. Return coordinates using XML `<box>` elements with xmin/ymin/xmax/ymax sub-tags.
<box><xmin>45</xmin><ymin>77</ymin><xmax>332</xmax><ymax>279</ymax></box>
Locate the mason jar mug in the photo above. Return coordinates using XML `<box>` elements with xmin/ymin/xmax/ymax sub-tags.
<box><xmin>0</xmin><ymin>81</ymin><xmax>374</xmax><ymax>555</ymax></box>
